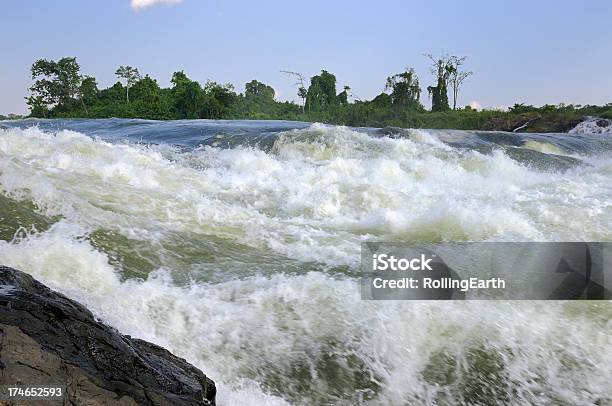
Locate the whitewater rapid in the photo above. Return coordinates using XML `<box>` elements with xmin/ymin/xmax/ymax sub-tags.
<box><xmin>0</xmin><ymin>120</ymin><xmax>611</xmax><ymax>405</ymax></box>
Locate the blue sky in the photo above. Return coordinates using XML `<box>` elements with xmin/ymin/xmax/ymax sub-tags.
<box><xmin>1</xmin><ymin>0</ymin><xmax>611</xmax><ymax>114</ymax></box>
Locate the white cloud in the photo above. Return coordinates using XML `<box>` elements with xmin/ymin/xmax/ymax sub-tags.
<box><xmin>469</xmin><ymin>100</ymin><xmax>482</xmax><ymax>111</ymax></box>
<box><xmin>131</xmin><ymin>0</ymin><xmax>183</xmax><ymax>11</ymax></box>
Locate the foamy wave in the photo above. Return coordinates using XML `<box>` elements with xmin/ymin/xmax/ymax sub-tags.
<box><xmin>1</xmin><ymin>123</ymin><xmax>612</xmax><ymax>404</ymax></box>
<box><xmin>2</xmin><ymin>125</ymin><xmax>610</xmax><ymax>255</ymax></box>
<box><xmin>0</xmin><ymin>225</ymin><xmax>609</xmax><ymax>405</ymax></box>
<box><xmin>569</xmin><ymin>116</ymin><xmax>612</xmax><ymax>134</ymax></box>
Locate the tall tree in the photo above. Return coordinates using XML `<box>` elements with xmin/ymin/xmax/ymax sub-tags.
<box><xmin>27</xmin><ymin>57</ymin><xmax>82</xmax><ymax>115</ymax></box>
<box><xmin>25</xmin><ymin>95</ymin><xmax>48</xmax><ymax>118</ymax></box>
<box><xmin>337</xmin><ymin>85</ymin><xmax>351</xmax><ymax>105</ymax></box>
<box><xmin>170</xmin><ymin>71</ymin><xmax>204</xmax><ymax>119</ymax></box>
<box><xmin>129</xmin><ymin>75</ymin><xmax>162</xmax><ymax>104</ymax></box>
<box><xmin>447</xmin><ymin>56</ymin><xmax>473</xmax><ymax>110</ymax></box>
<box><xmin>245</xmin><ymin>80</ymin><xmax>275</xmax><ymax>101</ymax></box>
<box><xmin>78</xmin><ymin>75</ymin><xmax>98</xmax><ymax>114</ymax></box>
<box><xmin>201</xmin><ymin>81</ymin><xmax>237</xmax><ymax>119</ymax></box>
<box><xmin>98</xmin><ymin>82</ymin><xmax>125</xmax><ymax>103</ymax></box>
<box><xmin>115</xmin><ymin>65</ymin><xmax>141</xmax><ymax>103</ymax></box>
<box><xmin>305</xmin><ymin>70</ymin><xmax>338</xmax><ymax>112</ymax></box>
<box><xmin>424</xmin><ymin>54</ymin><xmax>453</xmax><ymax>112</ymax></box>
<box><xmin>385</xmin><ymin>68</ymin><xmax>422</xmax><ymax>109</ymax></box>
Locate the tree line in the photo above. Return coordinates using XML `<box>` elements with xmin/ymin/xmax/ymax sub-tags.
<box><xmin>25</xmin><ymin>55</ymin><xmax>471</xmax><ymax>118</ymax></box>
<box><xmin>24</xmin><ymin>56</ymin><xmax>612</xmax><ymax>130</ymax></box>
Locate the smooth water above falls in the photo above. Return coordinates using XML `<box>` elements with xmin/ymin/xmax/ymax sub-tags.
<box><xmin>0</xmin><ymin>119</ymin><xmax>611</xmax><ymax>405</ymax></box>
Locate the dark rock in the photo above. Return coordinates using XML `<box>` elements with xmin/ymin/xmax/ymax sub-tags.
<box><xmin>0</xmin><ymin>266</ymin><xmax>216</xmax><ymax>405</ymax></box>
<box><xmin>596</xmin><ymin>119</ymin><xmax>610</xmax><ymax>128</ymax></box>
<box><xmin>375</xmin><ymin>127</ymin><xmax>412</xmax><ymax>139</ymax></box>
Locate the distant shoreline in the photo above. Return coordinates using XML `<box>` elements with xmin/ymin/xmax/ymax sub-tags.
<box><xmin>4</xmin><ymin>111</ymin><xmax>611</xmax><ymax>134</ymax></box>
<box><xmin>19</xmin><ymin>56</ymin><xmax>612</xmax><ymax>134</ymax></box>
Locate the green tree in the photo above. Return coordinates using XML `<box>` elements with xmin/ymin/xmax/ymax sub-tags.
<box><xmin>55</xmin><ymin>57</ymin><xmax>82</xmax><ymax>109</ymax></box>
<box><xmin>126</xmin><ymin>75</ymin><xmax>174</xmax><ymax>119</ymax></box>
<box><xmin>425</xmin><ymin>54</ymin><xmax>453</xmax><ymax>112</ymax></box>
<box><xmin>372</xmin><ymin>92</ymin><xmax>392</xmax><ymax>108</ymax></box>
<box><xmin>245</xmin><ymin>80</ymin><xmax>275</xmax><ymax>101</ymax></box>
<box><xmin>170</xmin><ymin>71</ymin><xmax>204</xmax><ymax>119</ymax></box>
<box><xmin>99</xmin><ymin>82</ymin><xmax>125</xmax><ymax>103</ymax></box>
<box><xmin>27</xmin><ymin>57</ymin><xmax>82</xmax><ymax>115</ymax></box>
<box><xmin>78</xmin><ymin>75</ymin><xmax>98</xmax><ymax>114</ymax></box>
<box><xmin>201</xmin><ymin>81</ymin><xmax>237</xmax><ymax>119</ymax></box>
<box><xmin>305</xmin><ymin>70</ymin><xmax>338</xmax><ymax>112</ymax></box>
<box><xmin>130</xmin><ymin>75</ymin><xmax>162</xmax><ymax>104</ymax></box>
<box><xmin>236</xmin><ymin>80</ymin><xmax>277</xmax><ymax>118</ymax></box>
<box><xmin>337</xmin><ymin>85</ymin><xmax>350</xmax><ymax>105</ymax></box>
<box><xmin>297</xmin><ymin>87</ymin><xmax>307</xmax><ymax>109</ymax></box>
<box><xmin>385</xmin><ymin>68</ymin><xmax>422</xmax><ymax>109</ymax></box>
<box><xmin>115</xmin><ymin>65</ymin><xmax>141</xmax><ymax>103</ymax></box>
<box><xmin>25</xmin><ymin>95</ymin><xmax>48</xmax><ymax>118</ymax></box>
<box><xmin>509</xmin><ymin>103</ymin><xmax>537</xmax><ymax>114</ymax></box>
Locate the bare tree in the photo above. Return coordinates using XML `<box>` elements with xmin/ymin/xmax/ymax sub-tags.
<box><xmin>281</xmin><ymin>70</ymin><xmax>307</xmax><ymax>113</ymax></box>
<box><xmin>447</xmin><ymin>56</ymin><xmax>473</xmax><ymax>110</ymax></box>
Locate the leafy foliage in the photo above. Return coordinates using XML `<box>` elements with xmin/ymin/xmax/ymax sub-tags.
<box><xmin>425</xmin><ymin>54</ymin><xmax>453</xmax><ymax>112</ymax></box>
<box><xmin>115</xmin><ymin>66</ymin><xmax>141</xmax><ymax>103</ymax></box>
<box><xmin>27</xmin><ymin>57</ymin><xmax>82</xmax><ymax>117</ymax></box>
<box><xmin>385</xmin><ymin>68</ymin><xmax>423</xmax><ymax>109</ymax></box>
<box><xmin>24</xmin><ymin>57</ymin><xmax>612</xmax><ymax>132</ymax></box>
<box><xmin>305</xmin><ymin>70</ymin><xmax>339</xmax><ymax>112</ymax></box>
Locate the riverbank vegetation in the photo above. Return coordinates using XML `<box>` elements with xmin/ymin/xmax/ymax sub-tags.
<box><xmin>0</xmin><ymin>114</ymin><xmax>24</xmax><ymax>120</ymax></box>
<box><xmin>24</xmin><ymin>56</ymin><xmax>612</xmax><ymax>132</ymax></box>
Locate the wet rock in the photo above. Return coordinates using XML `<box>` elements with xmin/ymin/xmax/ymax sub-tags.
<box><xmin>568</xmin><ymin>116</ymin><xmax>612</xmax><ymax>134</ymax></box>
<box><xmin>0</xmin><ymin>266</ymin><xmax>216</xmax><ymax>405</ymax></box>
<box><xmin>375</xmin><ymin>127</ymin><xmax>412</xmax><ymax>138</ymax></box>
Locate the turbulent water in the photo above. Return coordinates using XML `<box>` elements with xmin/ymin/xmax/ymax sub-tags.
<box><xmin>570</xmin><ymin>116</ymin><xmax>612</xmax><ymax>135</ymax></box>
<box><xmin>0</xmin><ymin>118</ymin><xmax>611</xmax><ymax>405</ymax></box>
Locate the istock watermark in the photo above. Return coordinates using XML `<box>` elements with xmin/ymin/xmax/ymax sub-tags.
<box><xmin>361</xmin><ymin>242</ymin><xmax>612</xmax><ymax>300</ymax></box>
<box><xmin>372</xmin><ymin>253</ymin><xmax>434</xmax><ymax>271</ymax></box>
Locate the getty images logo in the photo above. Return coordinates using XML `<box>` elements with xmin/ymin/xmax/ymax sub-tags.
<box><xmin>372</xmin><ymin>253</ymin><xmax>434</xmax><ymax>271</ymax></box>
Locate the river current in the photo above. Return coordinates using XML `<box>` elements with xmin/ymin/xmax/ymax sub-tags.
<box><xmin>0</xmin><ymin>119</ymin><xmax>610</xmax><ymax>405</ymax></box>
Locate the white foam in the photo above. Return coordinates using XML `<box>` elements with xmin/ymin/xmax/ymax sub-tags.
<box><xmin>0</xmin><ymin>226</ymin><xmax>609</xmax><ymax>404</ymax></box>
<box><xmin>1</xmin><ymin>124</ymin><xmax>612</xmax><ymax>404</ymax></box>
<box><xmin>3</xmin><ymin>125</ymin><xmax>610</xmax><ymax>258</ymax></box>
<box><xmin>569</xmin><ymin>116</ymin><xmax>612</xmax><ymax>134</ymax></box>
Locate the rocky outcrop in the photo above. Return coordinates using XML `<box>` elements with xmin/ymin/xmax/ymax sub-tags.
<box><xmin>375</xmin><ymin>127</ymin><xmax>413</xmax><ymax>138</ymax></box>
<box><xmin>0</xmin><ymin>266</ymin><xmax>216</xmax><ymax>405</ymax></box>
<box><xmin>568</xmin><ymin>116</ymin><xmax>612</xmax><ymax>134</ymax></box>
